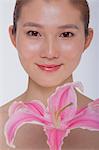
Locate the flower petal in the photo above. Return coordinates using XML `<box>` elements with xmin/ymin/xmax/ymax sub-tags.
<box><xmin>47</xmin><ymin>82</ymin><xmax>81</xmax><ymax>125</ymax></box>
<box><xmin>88</xmin><ymin>99</ymin><xmax>99</xmax><ymax>113</ymax></box>
<box><xmin>68</xmin><ymin>99</ymin><xmax>99</xmax><ymax>131</ymax></box>
<box><xmin>8</xmin><ymin>101</ymin><xmax>24</xmax><ymax>116</ymax></box>
<box><xmin>44</xmin><ymin>127</ymin><xmax>70</xmax><ymax>150</ymax></box>
<box><xmin>4</xmin><ymin>101</ymin><xmax>50</xmax><ymax>148</ymax></box>
<box><xmin>9</xmin><ymin>100</ymin><xmax>46</xmax><ymax>117</ymax></box>
<box><xmin>24</xmin><ymin>100</ymin><xmax>46</xmax><ymax>116</ymax></box>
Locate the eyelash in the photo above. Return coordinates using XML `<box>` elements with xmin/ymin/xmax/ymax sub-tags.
<box><xmin>59</xmin><ymin>32</ymin><xmax>74</xmax><ymax>38</ymax></box>
<box><xmin>26</xmin><ymin>31</ymin><xmax>74</xmax><ymax>38</ymax></box>
<box><xmin>26</xmin><ymin>31</ymin><xmax>41</xmax><ymax>37</ymax></box>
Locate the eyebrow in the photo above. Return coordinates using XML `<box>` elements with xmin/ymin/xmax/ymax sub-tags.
<box><xmin>23</xmin><ymin>22</ymin><xmax>44</xmax><ymax>28</ymax></box>
<box><xmin>58</xmin><ymin>24</ymin><xmax>79</xmax><ymax>30</ymax></box>
<box><xmin>23</xmin><ymin>22</ymin><xmax>79</xmax><ymax>30</ymax></box>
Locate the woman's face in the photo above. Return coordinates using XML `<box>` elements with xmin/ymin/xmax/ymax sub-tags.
<box><xmin>10</xmin><ymin>0</ymin><xmax>93</xmax><ymax>87</ymax></box>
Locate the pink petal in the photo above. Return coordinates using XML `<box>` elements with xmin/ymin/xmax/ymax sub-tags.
<box><xmin>88</xmin><ymin>98</ymin><xmax>99</xmax><ymax>113</ymax></box>
<box><xmin>24</xmin><ymin>100</ymin><xmax>46</xmax><ymax>116</ymax></box>
<box><xmin>9</xmin><ymin>100</ymin><xmax>46</xmax><ymax>117</ymax></box>
<box><xmin>68</xmin><ymin>99</ymin><xmax>99</xmax><ymax>131</ymax></box>
<box><xmin>47</xmin><ymin>82</ymin><xmax>82</xmax><ymax>125</ymax></box>
<box><xmin>8</xmin><ymin>101</ymin><xmax>24</xmax><ymax>116</ymax></box>
<box><xmin>44</xmin><ymin>127</ymin><xmax>70</xmax><ymax>150</ymax></box>
<box><xmin>4</xmin><ymin>101</ymin><xmax>50</xmax><ymax>148</ymax></box>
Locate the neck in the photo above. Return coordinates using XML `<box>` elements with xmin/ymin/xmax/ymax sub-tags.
<box><xmin>24</xmin><ymin>75</ymin><xmax>73</xmax><ymax>106</ymax></box>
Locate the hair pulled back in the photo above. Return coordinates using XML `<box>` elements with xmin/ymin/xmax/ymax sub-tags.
<box><xmin>13</xmin><ymin>0</ymin><xmax>90</xmax><ymax>36</ymax></box>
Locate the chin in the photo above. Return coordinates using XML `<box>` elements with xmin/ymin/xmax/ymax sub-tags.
<box><xmin>34</xmin><ymin>78</ymin><xmax>68</xmax><ymax>88</ymax></box>
<box><xmin>29</xmin><ymin>72</ymin><xmax>73</xmax><ymax>88</ymax></box>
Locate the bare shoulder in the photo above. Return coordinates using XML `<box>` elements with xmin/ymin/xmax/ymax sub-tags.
<box><xmin>0</xmin><ymin>92</ymin><xmax>27</xmax><ymax>124</ymax></box>
<box><xmin>63</xmin><ymin>89</ymin><xmax>99</xmax><ymax>150</ymax></box>
<box><xmin>63</xmin><ymin>128</ymin><xmax>99</xmax><ymax>150</ymax></box>
<box><xmin>0</xmin><ymin>93</ymin><xmax>27</xmax><ymax>149</ymax></box>
<box><xmin>75</xmin><ymin>88</ymin><xmax>93</xmax><ymax>109</ymax></box>
<box><xmin>0</xmin><ymin>93</ymin><xmax>25</xmax><ymax>116</ymax></box>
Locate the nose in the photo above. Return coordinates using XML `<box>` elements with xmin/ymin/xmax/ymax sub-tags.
<box><xmin>40</xmin><ymin>37</ymin><xmax>60</xmax><ymax>60</ymax></box>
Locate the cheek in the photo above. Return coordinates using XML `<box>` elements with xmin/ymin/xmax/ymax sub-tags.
<box><xmin>60</xmin><ymin>40</ymin><xmax>85</xmax><ymax>60</ymax></box>
<box><xmin>16</xmin><ymin>39</ymin><xmax>42</xmax><ymax>60</ymax></box>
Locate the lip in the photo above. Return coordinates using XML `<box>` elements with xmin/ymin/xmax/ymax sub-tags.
<box><xmin>36</xmin><ymin>64</ymin><xmax>63</xmax><ymax>72</ymax></box>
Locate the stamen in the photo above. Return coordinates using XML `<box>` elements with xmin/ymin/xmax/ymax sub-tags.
<box><xmin>55</xmin><ymin>102</ymin><xmax>73</xmax><ymax>127</ymax></box>
<box><xmin>56</xmin><ymin>102</ymin><xmax>73</xmax><ymax>120</ymax></box>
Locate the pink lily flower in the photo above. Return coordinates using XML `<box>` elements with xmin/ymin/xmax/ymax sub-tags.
<box><xmin>4</xmin><ymin>82</ymin><xmax>99</xmax><ymax>150</ymax></box>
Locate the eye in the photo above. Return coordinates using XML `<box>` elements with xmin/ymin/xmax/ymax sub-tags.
<box><xmin>26</xmin><ymin>31</ymin><xmax>41</xmax><ymax>37</ymax></box>
<box><xmin>59</xmin><ymin>32</ymin><xmax>74</xmax><ymax>38</ymax></box>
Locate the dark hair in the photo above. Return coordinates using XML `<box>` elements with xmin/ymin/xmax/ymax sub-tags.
<box><xmin>13</xmin><ymin>0</ymin><xmax>90</xmax><ymax>36</ymax></box>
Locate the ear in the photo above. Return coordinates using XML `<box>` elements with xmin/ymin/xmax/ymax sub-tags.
<box><xmin>84</xmin><ymin>28</ymin><xmax>93</xmax><ymax>50</ymax></box>
<box><xmin>9</xmin><ymin>25</ymin><xmax>17</xmax><ymax>48</ymax></box>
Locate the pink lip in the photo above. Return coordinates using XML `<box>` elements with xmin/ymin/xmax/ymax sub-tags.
<box><xmin>36</xmin><ymin>64</ymin><xmax>63</xmax><ymax>72</ymax></box>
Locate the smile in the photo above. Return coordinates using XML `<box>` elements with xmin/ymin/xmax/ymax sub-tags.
<box><xmin>36</xmin><ymin>64</ymin><xmax>63</xmax><ymax>72</ymax></box>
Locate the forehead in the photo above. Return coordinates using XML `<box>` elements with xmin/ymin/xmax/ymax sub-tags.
<box><xmin>18</xmin><ymin>0</ymin><xmax>83</xmax><ymax>27</ymax></box>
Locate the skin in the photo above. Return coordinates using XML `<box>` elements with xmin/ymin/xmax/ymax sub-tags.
<box><xmin>0</xmin><ymin>0</ymin><xmax>99</xmax><ymax>149</ymax></box>
<box><xmin>9</xmin><ymin>0</ymin><xmax>93</xmax><ymax>105</ymax></box>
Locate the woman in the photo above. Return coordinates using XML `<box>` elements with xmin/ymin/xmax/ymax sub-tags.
<box><xmin>0</xmin><ymin>0</ymin><xmax>99</xmax><ymax>149</ymax></box>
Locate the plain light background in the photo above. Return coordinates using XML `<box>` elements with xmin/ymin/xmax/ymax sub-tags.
<box><xmin>0</xmin><ymin>0</ymin><xmax>99</xmax><ymax>106</ymax></box>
